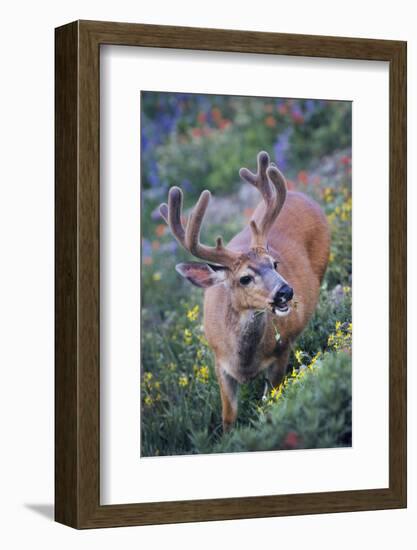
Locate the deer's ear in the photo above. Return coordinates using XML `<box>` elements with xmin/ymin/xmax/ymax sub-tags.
<box><xmin>175</xmin><ymin>262</ymin><xmax>228</xmax><ymax>288</ymax></box>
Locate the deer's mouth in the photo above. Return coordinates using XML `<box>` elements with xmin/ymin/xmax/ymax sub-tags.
<box><xmin>270</xmin><ymin>301</ymin><xmax>291</xmax><ymax>317</ymax></box>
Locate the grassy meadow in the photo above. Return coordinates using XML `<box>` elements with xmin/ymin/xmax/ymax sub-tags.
<box><xmin>140</xmin><ymin>92</ymin><xmax>352</xmax><ymax>456</ymax></box>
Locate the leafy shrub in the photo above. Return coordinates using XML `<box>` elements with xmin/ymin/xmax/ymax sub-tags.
<box><xmin>193</xmin><ymin>350</ymin><xmax>352</xmax><ymax>454</ymax></box>
<box><xmin>141</xmin><ymin>92</ymin><xmax>351</xmax><ymax>204</ymax></box>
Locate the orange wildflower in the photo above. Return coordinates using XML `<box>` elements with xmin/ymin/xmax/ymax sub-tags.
<box><xmin>298</xmin><ymin>170</ymin><xmax>308</xmax><ymax>185</ymax></box>
<box><xmin>265</xmin><ymin>115</ymin><xmax>276</xmax><ymax>127</ymax></box>
<box><xmin>155</xmin><ymin>224</ymin><xmax>166</xmax><ymax>237</ymax></box>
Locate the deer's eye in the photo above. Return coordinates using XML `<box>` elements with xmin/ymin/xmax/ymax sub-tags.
<box><xmin>239</xmin><ymin>275</ymin><xmax>253</xmax><ymax>286</ymax></box>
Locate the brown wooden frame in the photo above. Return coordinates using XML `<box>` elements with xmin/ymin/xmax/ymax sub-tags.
<box><xmin>55</xmin><ymin>20</ymin><xmax>407</xmax><ymax>529</ymax></box>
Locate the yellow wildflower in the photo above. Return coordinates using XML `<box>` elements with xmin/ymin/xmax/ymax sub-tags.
<box><xmin>186</xmin><ymin>304</ymin><xmax>200</xmax><ymax>322</ymax></box>
<box><xmin>323</xmin><ymin>187</ymin><xmax>334</xmax><ymax>203</ymax></box>
<box><xmin>295</xmin><ymin>349</ymin><xmax>303</xmax><ymax>365</ymax></box>
<box><xmin>196</xmin><ymin>365</ymin><xmax>209</xmax><ymax>383</ymax></box>
<box><xmin>178</xmin><ymin>375</ymin><xmax>189</xmax><ymax>387</ymax></box>
<box><xmin>152</xmin><ymin>271</ymin><xmax>162</xmax><ymax>281</ymax></box>
<box><xmin>183</xmin><ymin>328</ymin><xmax>192</xmax><ymax>345</ymax></box>
<box><xmin>144</xmin><ymin>395</ymin><xmax>153</xmax><ymax>406</ymax></box>
<box><xmin>328</xmin><ymin>321</ymin><xmax>352</xmax><ymax>351</ymax></box>
<box><xmin>271</xmin><ymin>384</ymin><xmax>283</xmax><ymax>401</ymax></box>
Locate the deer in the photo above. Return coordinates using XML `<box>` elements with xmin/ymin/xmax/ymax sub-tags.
<box><xmin>159</xmin><ymin>151</ymin><xmax>330</xmax><ymax>432</ymax></box>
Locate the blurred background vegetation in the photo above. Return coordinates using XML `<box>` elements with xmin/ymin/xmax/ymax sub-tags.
<box><xmin>140</xmin><ymin>92</ymin><xmax>352</xmax><ymax>456</ymax></box>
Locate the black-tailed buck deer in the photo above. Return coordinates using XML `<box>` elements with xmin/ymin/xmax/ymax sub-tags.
<box><xmin>160</xmin><ymin>151</ymin><xmax>330</xmax><ymax>431</ymax></box>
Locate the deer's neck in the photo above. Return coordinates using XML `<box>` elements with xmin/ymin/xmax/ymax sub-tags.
<box><xmin>227</xmin><ymin>306</ymin><xmax>268</xmax><ymax>381</ymax></box>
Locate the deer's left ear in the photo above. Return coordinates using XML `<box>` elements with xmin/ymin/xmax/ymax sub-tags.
<box><xmin>175</xmin><ymin>262</ymin><xmax>228</xmax><ymax>288</ymax></box>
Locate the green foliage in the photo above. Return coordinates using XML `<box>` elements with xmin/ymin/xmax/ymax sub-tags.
<box><xmin>141</xmin><ymin>301</ymin><xmax>222</xmax><ymax>456</ymax></box>
<box><xmin>141</xmin><ymin>93</ymin><xmax>351</xmax><ymax>224</ymax></box>
<box><xmin>296</xmin><ymin>284</ymin><xmax>351</xmax><ymax>357</ymax></box>
<box><xmin>194</xmin><ymin>351</ymin><xmax>352</xmax><ymax>454</ymax></box>
<box><xmin>289</xmin><ymin>102</ymin><xmax>351</xmax><ymax>169</ymax></box>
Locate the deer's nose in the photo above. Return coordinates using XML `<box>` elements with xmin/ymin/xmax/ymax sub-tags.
<box><xmin>273</xmin><ymin>284</ymin><xmax>293</xmax><ymax>304</ymax></box>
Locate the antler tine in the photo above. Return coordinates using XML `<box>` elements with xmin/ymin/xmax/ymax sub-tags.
<box><xmin>266</xmin><ymin>164</ymin><xmax>287</xmax><ymax>217</ymax></box>
<box><xmin>239</xmin><ymin>151</ymin><xmax>273</xmax><ymax>204</ymax></box>
<box><xmin>185</xmin><ymin>190</ymin><xmax>239</xmax><ymax>267</ymax></box>
<box><xmin>160</xmin><ymin>187</ymin><xmax>240</xmax><ymax>268</ymax></box>
<box><xmin>159</xmin><ymin>203</ymin><xmax>169</xmax><ymax>223</ymax></box>
<box><xmin>185</xmin><ymin>190</ymin><xmax>210</xmax><ymax>253</ymax></box>
<box><xmin>239</xmin><ymin>151</ymin><xmax>287</xmax><ymax>249</ymax></box>
<box><xmin>159</xmin><ymin>186</ymin><xmax>187</xmax><ymax>248</ymax></box>
<box><xmin>254</xmin><ymin>165</ymin><xmax>287</xmax><ymax>247</ymax></box>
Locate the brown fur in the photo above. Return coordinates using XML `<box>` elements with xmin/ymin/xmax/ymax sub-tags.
<box><xmin>204</xmin><ymin>191</ymin><xmax>330</xmax><ymax>429</ymax></box>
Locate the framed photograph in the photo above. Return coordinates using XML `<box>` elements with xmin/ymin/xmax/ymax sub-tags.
<box><xmin>55</xmin><ymin>20</ymin><xmax>406</xmax><ymax>528</ymax></box>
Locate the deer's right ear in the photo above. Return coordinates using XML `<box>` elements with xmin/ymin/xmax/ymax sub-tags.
<box><xmin>175</xmin><ymin>262</ymin><xmax>228</xmax><ymax>288</ymax></box>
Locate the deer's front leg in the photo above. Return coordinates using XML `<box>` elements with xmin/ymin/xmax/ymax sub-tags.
<box><xmin>215</xmin><ymin>362</ymin><xmax>239</xmax><ymax>433</ymax></box>
<box><xmin>267</xmin><ymin>343</ymin><xmax>291</xmax><ymax>388</ymax></box>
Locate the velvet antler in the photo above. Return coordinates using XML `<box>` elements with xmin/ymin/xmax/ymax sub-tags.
<box><xmin>239</xmin><ymin>151</ymin><xmax>287</xmax><ymax>249</ymax></box>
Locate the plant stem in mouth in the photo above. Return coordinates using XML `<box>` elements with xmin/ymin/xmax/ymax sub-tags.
<box><xmin>253</xmin><ymin>308</ymin><xmax>268</xmax><ymax>318</ymax></box>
